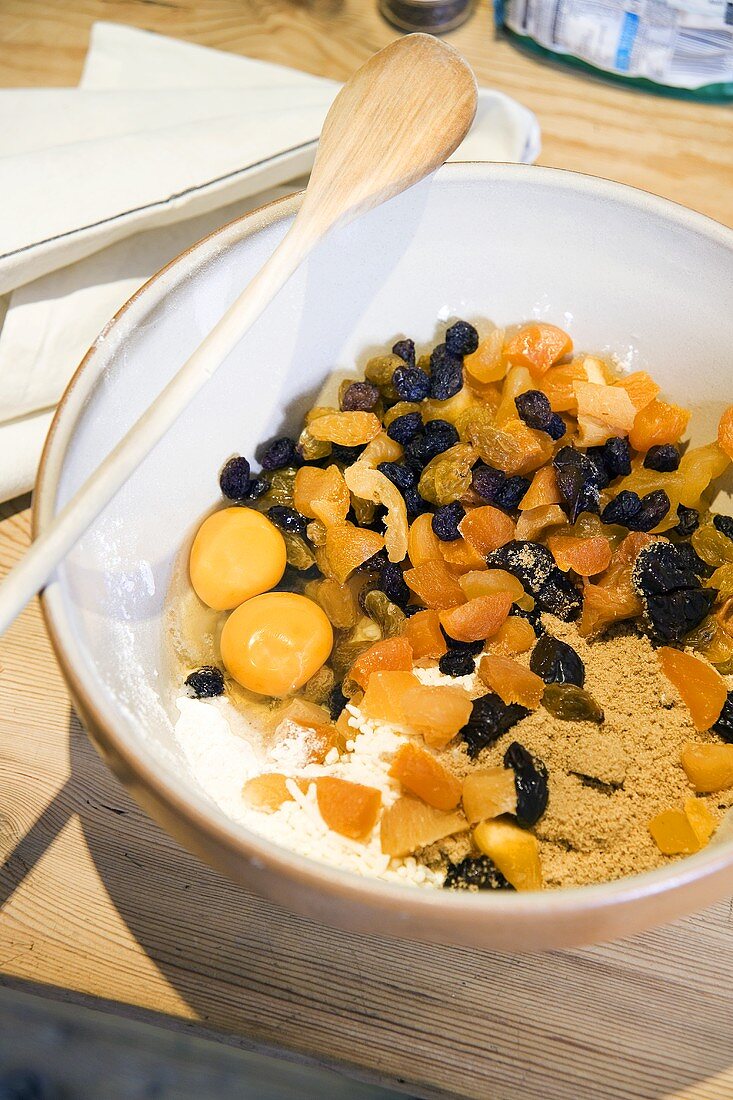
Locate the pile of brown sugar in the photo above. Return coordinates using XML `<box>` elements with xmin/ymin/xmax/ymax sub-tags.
<box><xmin>428</xmin><ymin>619</ymin><xmax>733</xmax><ymax>889</ymax></box>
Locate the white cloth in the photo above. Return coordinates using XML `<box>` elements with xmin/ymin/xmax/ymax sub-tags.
<box><xmin>0</xmin><ymin>22</ymin><xmax>540</xmax><ymax>502</ymax></box>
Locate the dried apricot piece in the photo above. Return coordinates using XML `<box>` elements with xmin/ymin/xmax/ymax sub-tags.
<box><xmin>578</xmin><ymin>531</ymin><xmax>654</xmax><ymax>636</ymax></box>
<box><xmin>614</xmin><ymin>371</ymin><xmax>660</xmax><ymax>411</ymax></box>
<box><xmin>293</xmin><ymin>464</ymin><xmax>350</xmax><ymax>526</ymax></box>
<box><xmin>629</xmin><ymin>399</ymin><xmax>690</xmax><ymax>452</ymax></box>
<box><xmin>515</xmin><ymin>505</ymin><xmax>566</xmax><ymax>542</ymax></box>
<box><xmin>473</xmin><ymin>818</ymin><xmax>542</xmax><ymax>890</ymax></box>
<box><xmin>519</xmin><ymin>466</ymin><xmax>562</xmax><ymax>510</ymax></box>
<box><xmin>684</xmin><ymin>797</ymin><xmax>716</xmax><ymax>846</ymax></box>
<box><xmin>657</xmin><ymin>647</ymin><xmax>727</xmax><ymax>731</ymax></box>
<box><xmin>540</xmin><ymin>360</ymin><xmax>588</xmax><ymax>413</ymax></box>
<box><xmin>408</xmin><ymin>512</ymin><xmax>444</xmax><ymax>566</ymax></box>
<box><xmin>349</xmin><ymin>636</ymin><xmax>413</xmax><ymax>691</ymax></box>
<box><xmin>380</xmin><ymin>797</ymin><xmax>468</xmax><ymax>857</ymax></box>
<box><xmin>440</xmin><ymin>537</ymin><xmax>487</xmax><ymax>574</ymax></box>
<box><xmin>718</xmin><ymin>406</ymin><xmax>733</xmax><ymax>461</ymax></box>
<box><xmin>486</xmin><ymin>616</ymin><xmax>536</xmax><ymax>655</ymax></box>
<box><xmin>361</xmin><ymin>670</ymin><xmax>421</xmax><ymax>726</ymax></box>
<box><xmin>422</xmin><ymin>387</ymin><xmax>477</xmax><ymax>427</ymax></box>
<box><xmin>277</xmin><ymin>696</ymin><xmax>331</xmax><ymax>729</ymax></box>
<box><xmin>648</xmin><ymin>799</ymin><xmax>716</xmax><ymax>855</ymax></box>
<box><xmin>574</xmin><ymin>381</ymin><xmax>637</xmax><ymax>433</ymax></box>
<box><xmin>308</xmin><ymin>411</ymin><xmax>382</xmax><ymax>446</ymax></box>
<box><xmin>243</xmin><ymin>773</ymin><xmax>297</xmax><ymax>812</ymax></box>
<box><xmin>504</xmin><ymin>322</ymin><xmax>572</xmax><ymax>377</ymax></box>
<box><xmin>404</xmin><ymin>560</ymin><xmax>466</xmax><ymax>609</ymax></box>
<box><xmin>459</xmin><ymin>505</ymin><xmax>515</xmax><ymax>555</ymax></box>
<box><xmin>462</xmin><ymin>767</ymin><xmax>517</xmax><ymax>824</ymax></box>
<box><xmin>316</xmin><ymin>776</ymin><xmax>381</xmax><ymax>839</ymax></box>
<box><xmin>463</xmin><ymin>328</ymin><xmax>506</xmax><ymax>383</ymax></box>
<box><xmin>478</xmin><ymin>653</ymin><xmax>545</xmax><ymax>708</ymax></box>
<box><xmin>681</xmin><ymin>743</ymin><xmax>733</xmax><ymax>793</ymax></box>
<box><xmin>400</xmin><ymin>681</ymin><xmax>473</xmax><ymax>748</ymax></box>
<box><xmin>324</xmin><ymin>523</ymin><xmax>385</xmax><ymax>584</ymax></box>
<box><xmin>344</xmin><ymin>464</ymin><xmax>408</xmax><ymax>563</ymax></box>
<box><xmin>403</xmin><ymin>609</ymin><xmax>448</xmax><ymax>660</ymax></box>
<box><xmin>389</xmin><ymin>742</ymin><xmax>462</xmax><ymax>810</ymax></box>
<box><xmin>357</xmin><ymin>430</ymin><xmax>404</xmax><ymax>468</ymax></box>
<box><xmin>439</xmin><ymin>593</ymin><xmax>513</xmax><ymax>643</ymax></box>
<box><xmin>419</xmin><ymin>443</ymin><xmax>477</xmax><ymax>505</ymax></box>
<box><xmin>458</xmin><ymin>568</ymin><xmax>528</xmax><ymax>606</ymax></box>
<box><xmin>546</xmin><ymin>535</ymin><xmax>612</xmax><ymax>577</ymax></box>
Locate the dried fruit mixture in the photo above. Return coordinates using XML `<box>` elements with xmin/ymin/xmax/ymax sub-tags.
<box><xmin>168</xmin><ymin>319</ymin><xmax>733</xmax><ymax>892</ymax></box>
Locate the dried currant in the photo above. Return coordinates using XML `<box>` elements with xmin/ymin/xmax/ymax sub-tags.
<box><xmin>445</xmin><ymin>320</ymin><xmax>479</xmax><ymax>357</ymax></box>
<box><xmin>185</xmin><ymin>666</ymin><xmax>225</xmax><ymax>699</ymax></box>
<box><xmin>340</xmin><ymin>381</ymin><xmax>381</xmax><ymax>412</ymax></box>
<box><xmin>261</xmin><ymin>436</ymin><xmax>298</xmax><ymax>471</ymax></box>
<box><xmin>386</xmin><ymin>412</ymin><xmax>423</xmax><ymax>445</ymax></box>
<box><xmin>713</xmin><ymin>514</ymin><xmax>733</xmax><ymax>542</ymax></box>
<box><xmin>504</xmin><ymin>741</ymin><xmax>549</xmax><ymax>827</ymax></box>
<box><xmin>443</xmin><ymin>855</ymin><xmax>513</xmax><ymax>891</ymax></box>
<box><xmin>644</xmin><ymin>444</ymin><xmax>680</xmax><ymax>472</ymax></box>
<box><xmin>392</xmin><ymin>338</ymin><xmax>416</xmax><ymax>368</ymax></box>
<box><xmin>438</xmin><ymin>649</ymin><xmax>476</xmax><ymax>677</ymax></box>
<box><xmin>529</xmin><ymin>634</ymin><xmax>585</xmax><ymax>687</ymax></box>
<box><xmin>328</xmin><ymin>682</ymin><xmax>349</xmax><ymax>720</ymax></box>
<box><xmin>219</xmin><ymin>455</ymin><xmax>251</xmax><ymax>501</ymax></box>
<box><xmin>429</xmin><ymin>344</ymin><xmax>464</xmax><ymax>400</ymax></box>
<box><xmin>515</xmin><ymin>389</ymin><xmax>553</xmax><ymax>431</ymax></box>
<box><xmin>459</xmin><ymin>693</ymin><xmax>530</xmax><ymax>759</ymax></box>
<box><xmin>432</xmin><ymin>502</ymin><xmax>466</xmax><ymax>542</ymax></box>
<box><xmin>674</xmin><ymin>505</ymin><xmax>700</xmax><ymax>537</ymax></box>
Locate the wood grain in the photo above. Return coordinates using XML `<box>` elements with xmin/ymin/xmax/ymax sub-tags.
<box><xmin>1</xmin><ymin>6</ymin><xmax>733</xmax><ymax>1098</ymax></box>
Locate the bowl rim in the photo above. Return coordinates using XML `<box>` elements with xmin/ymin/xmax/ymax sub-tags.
<box><xmin>34</xmin><ymin>161</ymin><xmax>733</xmax><ymax>926</ymax></box>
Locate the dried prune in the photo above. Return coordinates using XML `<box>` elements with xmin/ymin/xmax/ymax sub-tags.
<box><xmin>712</xmin><ymin>692</ymin><xmax>733</xmax><ymax>743</ymax></box>
<box><xmin>386</xmin><ymin>412</ymin><xmax>423</xmax><ymax>445</ymax></box>
<box><xmin>443</xmin><ymin>855</ymin><xmax>513</xmax><ymax>891</ymax></box>
<box><xmin>445</xmin><ymin>320</ymin><xmax>479</xmax><ymax>357</ymax></box>
<box><xmin>459</xmin><ymin>693</ymin><xmax>530</xmax><ymax>759</ymax></box>
<box><xmin>554</xmin><ymin>446</ymin><xmax>608</xmax><ymax>520</ymax></box>
<box><xmin>486</xmin><ymin>541</ymin><xmax>582</xmax><ymax>621</ymax></box>
<box><xmin>633</xmin><ymin>540</ymin><xmax>716</xmax><ymax>643</ymax></box>
<box><xmin>529</xmin><ymin>634</ymin><xmax>585</xmax><ymax>687</ymax></box>
<box><xmin>219</xmin><ymin>455</ymin><xmax>251</xmax><ymax>501</ymax></box>
<box><xmin>542</xmin><ymin>683</ymin><xmax>604</xmax><ymax>723</ymax></box>
<box><xmin>432</xmin><ymin>502</ymin><xmax>466</xmax><ymax>542</ymax></box>
<box><xmin>438</xmin><ymin>649</ymin><xmax>476</xmax><ymax>677</ymax></box>
<box><xmin>504</xmin><ymin>741</ymin><xmax>549</xmax><ymax>827</ymax></box>
<box><xmin>644</xmin><ymin>444</ymin><xmax>680</xmax><ymax>472</ymax></box>
<box><xmin>674</xmin><ymin>505</ymin><xmax>700</xmax><ymax>537</ymax></box>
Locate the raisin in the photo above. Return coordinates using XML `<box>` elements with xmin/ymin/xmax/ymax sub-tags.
<box><xmin>443</xmin><ymin>855</ymin><xmax>513</xmax><ymax>891</ymax></box>
<box><xmin>546</xmin><ymin>414</ymin><xmax>567</xmax><ymax>440</ymax></box>
<box><xmin>387</xmin><ymin>412</ymin><xmax>423</xmax><ymax>444</ymax></box>
<box><xmin>331</xmin><ymin>443</ymin><xmax>366</xmax><ymax>465</ymax></box>
<box><xmin>515</xmin><ymin>389</ymin><xmax>552</xmax><ymax>431</ymax></box>
<box><xmin>185</xmin><ymin>666</ymin><xmax>225</xmax><ymax>698</ymax></box>
<box><xmin>471</xmin><ymin>462</ymin><xmax>506</xmax><ymax>505</ymax></box>
<box><xmin>380</xmin><ymin>561</ymin><xmax>411</xmax><ymax>609</ymax></box>
<box><xmin>713</xmin><ymin>514</ymin><xmax>733</xmax><ymax>542</ymax></box>
<box><xmin>603</xmin><ymin>436</ymin><xmax>632</xmax><ymax>478</ymax></box>
<box><xmin>529</xmin><ymin>634</ymin><xmax>585</xmax><ymax>687</ymax></box>
<box><xmin>432</xmin><ymin>502</ymin><xmax>466</xmax><ymax>542</ymax></box>
<box><xmin>219</xmin><ymin>455</ymin><xmax>251</xmax><ymax>501</ymax></box>
<box><xmin>486</xmin><ymin>541</ymin><xmax>582</xmax><ymax>621</ymax></box>
<box><xmin>542</xmin><ymin>683</ymin><xmax>604</xmax><ymax>722</ymax></box>
<box><xmin>627</xmin><ymin>489</ymin><xmax>670</xmax><ymax>532</ymax></box>
<box><xmin>378</xmin><ymin>461</ymin><xmax>419</xmax><ymax>493</ymax></box>
<box><xmin>674</xmin><ymin>505</ymin><xmax>700</xmax><ymax>538</ymax></box>
<box><xmin>493</xmin><ymin>475</ymin><xmax>531</xmax><ymax>512</ymax></box>
<box><xmin>363</xmin><ymin>589</ymin><xmax>406</xmax><ymax>638</ymax></box>
<box><xmin>429</xmin><ymin>344</ymin><xmax>464</xmax><ymax>400</ymax></box>
<box><xmin>441</xmin><ymin>628</ymin><xmax>485</xmax><ymax>656</ymax></box>
<box><xmin>504</xmin><ymin>741</ymin><xmax>549</xmax><ymax>827</ymax></box>
<box><xmin>356</xmin><ymin>547</ymin><xmax>390</xmax><ymax>574</ymax></box>
<box><xmin>340</xmin><ymin>380</ymin><xmax>380</xmax><ymax>412</ymax></box>
<box><xmin>404</xmin><ymin>488</ymin><xmax>432</xmax><ymax>519</ymax></box>
<box><xmin>392</xmin><ymin>338</ymin><xmax>416</xmax><ymax>368</ymax></box>
<box><xmin>405</xmin><ymin>420</ymin><xmax>460</xmax><ymax>467</ymax></box>
<box><xmin>393</xmin><ymin>365</ymin><xmax>430</xmax><ymax>402</ymax></box>
<box><xmin>644</xmin><ymin>444</ymin><xmax>680</xmax><ymax>472</ymax></box>
<box><xmin>601</xmin><ymin>490</ymin><xmax>641</xmax><ymax>526</ymax></box>
<box><xmin>438</xmin><ymin>649</ymin><xmax>476</xmax><ymax>677</ymax></box>
<box><xmin>267</xmin><ymin>505</ymin><xmax>307</xmax><ymax>537</ymax></box>
<box><xmin>261</xmin><ymin>436</ymin><xmax>298</xmax><ymax>470</ymax></box>
<box><xmin>712</xmin><ymin>692</ymin><xmax>733</xmax><ymax>743</ymax></box>
<box><xmin>445</xmin><ymin>321</ymin><xmax>479</xmax><ymax>357</ymax></box>
<box><xmin>459</xmin><ymin>693</ymin><xmax>530</xmax><ymax>759</ymax></box>
<box><xmin>244</xmin><ymin>475</ymin><xmax>269</xmax><ymax>500</ymax></box>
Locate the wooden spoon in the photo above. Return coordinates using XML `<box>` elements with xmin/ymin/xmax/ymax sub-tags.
<box><xmin>0</xmin><ymin>34</ymin><xmax>477</xmax><ymax>634</ymax></box>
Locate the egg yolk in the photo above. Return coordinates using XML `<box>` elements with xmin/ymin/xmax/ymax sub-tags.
<box><xmin>220</xmin><ymin>592</ymin><xmax>333</xmax><ymax>697</ymax></box>
<box><xmin>189</xmin><ymin>507</ymin><xmax>286</xmax><ymax>611</ymax></box>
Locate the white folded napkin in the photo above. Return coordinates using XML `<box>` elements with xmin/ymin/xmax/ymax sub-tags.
<box><xmin>0</xmin><ymin>22</ymin><xmax>540</xmax><ymax>503</ymax></box>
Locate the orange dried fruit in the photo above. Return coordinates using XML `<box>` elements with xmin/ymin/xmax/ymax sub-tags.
<box><xmin>380</xmin><ymin>797</ymin><xmax>468</xmax><ymax>857</ymax></box>
<box><xmin>308</xmin><ymin>411</ymin><xmax>381</xmax><ymax>446</ymax></box>
<box><xmin>361</xmin><ymin>670</ymin><xmax>421</xmax><ymax>726</ymax></box>
<box><xmin>316</xmin><ymin>776</ymin><xmax>381</xmax><ymax>839</ymax></box>
<box><xmin>462</xmin><ymin>767</ymin><xmax>517</xmax><ymax>824</ymax></box>
<box><xmin>504</xmin><ymin>322</ymin><xmax>572</xmax><ymax>376</ymax></box>
<box><xmin>408</xmin><ymin>512</ymin><xmax>443</xmax><ymax>565</ymax></box>
<box><xmin>574</xmin><ymin>381</ymin><xmax>637</xmax><ymax>432</ymax></box>
<box><xmin>463</xmin><ymin>328</ymin><xmax>506</xmax><ymax>383</ymax></box>
<box><xmin>515</xmin><ymin>504</ymin><xmax>566</xmax><ymax>542</ymax></box>
<box><xmin>486</xmin><ymin>615</ymin><xmax>536</xmax><ymax>655</ymax></box>
<box><xmin>404</xmin><ymin>560</ymin><xmax>466</xmax><ymax>609</ymax></box>
<box><xmin>418</xmin><ymin>443</ymin><xmax>477</xmax><ymax>505</ymax></box>
<box><xmin>578</xmin><ymin>531</ymin><xmax>654</xmax><ymax>636</ymax></box>
<box><xmin>344</xmin><ymin>464</ymin><xmax>408</xmax><ymax>563</ymax></box>
<box><xmin>478</xmin><ymin>653</ymin><xmax>545</xmax><ymax>708</ymax></box>
<box><xmin>657</xmin><ymin>647</ymin><xmax>728</xmax><ymax>731</ymax></box>
<box><xmin>357</xmin><ymin>430</ymin><xmax>404</xmax><ymax>467</ymax></box>
<box><xmin>648</xmin><ymin>799</ymin><xmax>715</xmax><ymax>855</ymax></box>
<box><xmin>422</xmin><ymin>387</ymin><xmax>477</xmax><ymax>427</ymax></box>
<box><xmin>277</xmin><ymin>696</ymin><xmax>331</xmax><ymax>730</ymax></box>
<box><xmin>546</xmin><ymin>535</ymin><xmax>612</xmax><ymax>577</ymax></box>
<box><xmin>684</xmin><ymin>797</ymin><xmax>717</xmax><ymax>846</ymax></box>
<box><xmin>389</xmin><ymin>742</ymin><xmax>462</xmax><ymax>810</ymax></box>
<box><xmin>305</xmin><ymin>577</ymin><xmax>359</xmax><ymax>630</ymax></box>
<box><xmin>493</xmin><ymin>365</ymin><xmax>533</xmax><ymax>427</ymax></box>
<box><xmin>718</xmin><ymin>405</ymin><xmax>733</xmax><ymax>461</ymax></box>
<box><xmin>473</xmin><ymin>818</ymin><xmax>542</xmax><ymax>891</ymax></box>
<box><xmin>540</xmin><ymin>359</ymin><xmax>588</xmax><ymax>412</ymax></box>
<box><xmin>458</xmin><ymin>568</ymin><xmax>528</xmax><ymax>607</ymax></box>
<box><xmin>439</xmin><ymin>537</ymin><xmax>487</xmax><ymax>574</ymax></box>
<box><xmin>519</xmin><ymin>466</ymin><xmax>562</xmax><ymax>510</ymax></box>
<box><xmin>349</xmin><ymin>636</ymin><xmax>413</xmax><ymax>691</ymax></box>
<box><xmin>293</xmin><ymin>465</ymin><xmax>350</xmax><ymax>526</ymax></box>
<box><xmin>681</xmin><ymin>743</ymin><xmax>733</xmax><ymax>793</ymax></box>
<box><xmin>629</xmin><ymin>399</ymin><xmax>690</xmax><ymax>452</ymax></box>
<box><xmin>400</xmin><ymin>681</ymin><xmax>473</xmax><ymax>748</ymax></box>
<box><xmin>614</xmin><ymin>371</ymin><xmax>660</xmax><ymax>411</ymax></box>
<box><xmin>243</xmin><ymin>773</ymin><xmax>297</xmax><ymax>812</ymax></box>
<box><xmin>402</xmin><ymin>609</ymin><xmax>448</xmax><ymax>660</ymax></box>
<box><xmin>459</xmin><ymin>505</ymin><xmax>515</xmax><ymax>555</ymax></box>
<box><xmin>439</xmin><ymin>593</ymin><xmax>513</xmax><ymax>643</ymax></box>
<box><xmin>324</xmin><ymin>522</ymin><xmax>385</xmax><ymax>584</ymax></box>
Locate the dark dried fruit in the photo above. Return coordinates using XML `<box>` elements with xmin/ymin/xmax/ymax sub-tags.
<box><xmin>328</xmin><ymin>682</ymin><xmax>348</xmax><ymax>720</ymax></box>
<box><xmin>601</xmin><ymin>490</ymin><xmax>641</xmax><ymax>526</ymax></box>
<box><xmin>553</xmin><ymin>447</ymin><xmax>603</xmax><ymax>521</ymax></box>
<box><xmin>185</xmin><ymin>666</ymin><xmax>225</xmax><ymax>699</ymax></box>
<box><xmin>244</xmin><ymin>475</ymin><xmax>269</xmax><ymax>500</ymax></box>
<box><xmin>546</xmin><ymin>414</ymin><xmax>567</xmax><ymax>441</ymax></box>
<box><xmin>432</xmin><ymin>501</ymin><xmax>466</xmax><ymax>542</ymax></box>
<box><xmin>486</xmin><ymin>541</ymin><xmax>582</xmax><ymax>621</ymax></box>
<box><xmin>357</xmin><ymin>547</ymin><xmax>390</xmax><ymax>574</ymax></box>
<box><xmin>529</xmin><ymin>634</ymin><xmax>585</xmax><ymax>687</ymax></box>
<box><xmin>267</xmin><ymin>505</ymin><xmax>307</xmax><ymax>537</ymax></box>
<box><xmin>713</xmin><ymin>514</ymin><xmax>733</xmax><ymax>542</ymax></box>
<box><xmin>340</xmin><ymin>380</ymin><xmax>380</xmax><ymax>412</ymax></box>
<box><xmin>378</xmin><ymin>460</ymin><xmax>419</xmax><ymax>493</ymax></box>
<box><xmin>644</xmin><ymin>444</ymin><xmax>680</xmax><ymax>472</ymax></box>
<box><xmin>405</xmin><ymin>419</ymin><xmax>460</xmax><ymax>467</ymax></box>
<box><xmin>392</xmin><ymin>338</ymin><xmax>416</xmax><ymax>368</ymax></box>
<box><xmin>386</xmin><ymin>412</ymin><xmax>423</xmax><ymax>445</ymax></box>
<box><xmin>404</xmin><ymin>487</ymin><xmax>432</xmax><ymax>519</ymax></box>
<box><xmin>504</xmin><ymin>741</ymin><xmax>549</xmax><ymax>827</ymax></box>
<box><xmin>380</xmin><ymin>561</ymin><xmax>410</xmax><ymax>608</ymax></box>
<box><xmin>331</xmin><ymin>443</ymin><xmax>365</xmax><ymax>465</ymax></box>
<box><xmin>429</xmin><ymin>344</ymin><xmax>464</xmax><ymax>400</ymax></box>
<box><xmin>542</xmin><ymin>683</ymin><xmax>604</xmax><ymax>723</ymax></box>
<box><xmin>673</xmin><ymin>504</ymin><xmax>700</xmax><ymax>538</ymax></box>
<box><xmin>219</xmin><ymin>455</ymin><xmax>251</xmax><ymax>501</ymax></box>
<box><xmin>515</xmin><ymin>389</ymin><xmax>553</xmax><ymax>431</ymax></box>
<box><xmin>627</xmin><ymin>489</ymin><xmax>671</xmax><ymax>532</ymax></box>
<box><xmin>443</xmin><ymin>854</ymin><xmax>513</xmax><ymax>891</ymax></box>
<box><xmin>493</xmin><ymin>475</ymin><xmax>531</xmax><ymax>512</ymax></box>
<box><xmin>712</xmin><ymin>692</ymin><xmax>733</xmax><ymax>742</ymax></box>
<box><xmin>445</xmin><ymin>320</ymin><xmax>479</xmax><ymax>357</ymax></box>
<box><xmin>633</xmin><ymin>540</ymin><xmax>716</xmax><ymax>643</ymax></box>
<box><xmin>471</xmin><ymin>462</ymin><xmax>506</xmax><ymax>505</ymax></box>
<box><xmin>393</xmin><ymin>365</ymin><xmax>430</xmax><ymax>402</ymax></box>
<box><xmin>261</xmin><ymin>436</ymin><xmax>298</xmax><ymax>471</ymax></box>
<box><xmin>442</xmin><ymin>629</ymin><xmax>485</xmax><ymax>656</ymax></box>
<box><xmin>459</xmin><ymin>693</ymin><xmax>530</xmax><ymax>758</ymax></box>
<box><xmin>438</xmin><ymin>649</ymin><xmax>476</xmax><ymax>677</ymax></box>
<box><xmin>592</xmin><ymin>436</ymin><xmax>631</xmax><ymax>479</ymax></box>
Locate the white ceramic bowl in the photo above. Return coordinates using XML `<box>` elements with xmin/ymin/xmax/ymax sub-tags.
<box><xmin>36</xmin><ymin>163</ymin><xmax>733</xmax><ymax>950</ymax></box>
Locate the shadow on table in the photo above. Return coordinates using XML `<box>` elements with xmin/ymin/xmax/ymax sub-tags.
<box><xmin>2</xmin><ymin>707</ymin><xmax>733</xmax><ymax>1100</ymax></box>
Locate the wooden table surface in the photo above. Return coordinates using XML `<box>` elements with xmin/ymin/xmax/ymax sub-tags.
<box><xmin>2</xmin><ymin>4</ymin><xmax>733</xmax><ymax>1098</ymax></box>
